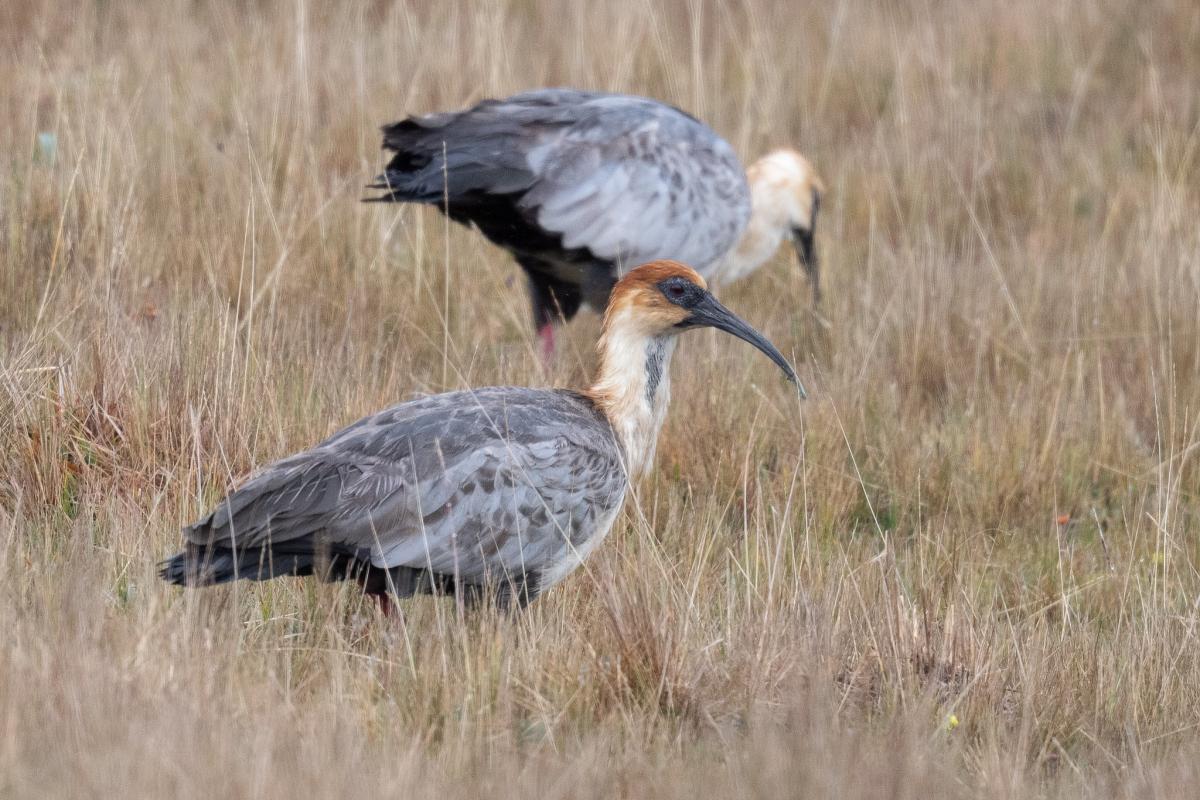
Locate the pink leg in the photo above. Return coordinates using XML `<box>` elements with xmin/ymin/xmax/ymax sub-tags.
<box><xmin>374</xmin><ymin>592</ymin><xmax>395</xmax><ymax>617</ymax></box>
<box><xmin>538</xmin><ymin>323</ymin><xmax>556</xmax><ymax>364</ymax></box>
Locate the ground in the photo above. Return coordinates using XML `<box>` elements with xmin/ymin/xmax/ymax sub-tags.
<box><xmin>2</xmin><ymin>1</ymin><xmax>1199</xmax><ymax>797</ymax></box>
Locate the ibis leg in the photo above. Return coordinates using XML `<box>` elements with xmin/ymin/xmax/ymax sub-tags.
<box><xmin>524</xmin><ymin>268</ymin><xmax>584</xmax><ymax>361</ymax></box>
<box><xmin>538</xmin><ymin>323</ymin><xmax>556</xmax><ymax>362</ymax></box>
<box><xmin>374</xmin><ymin>591</ymin><xmax>395</xmax><ymax>617</ymax></box>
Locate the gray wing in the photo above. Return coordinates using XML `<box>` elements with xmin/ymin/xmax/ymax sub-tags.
<box><xmin>184</xmin><ymin>387</ymin><xmax>627</xmax><ymax>584</ymax></box>
<box><xmin>375</xmin><ymin>89</ymin><xmax>751</xmax><ymax>273</ymax></box>
<box><xmin>516</xmin><ymin>92</ymin><xmax>751</xmax><ymax>271</ymax></box>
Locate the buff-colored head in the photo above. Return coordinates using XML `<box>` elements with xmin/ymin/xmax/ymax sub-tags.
<box><xmin>747</xmin><ymin>149</ymin><xmax>824</xmax><ymax>232</ymax></box>
<box><xmin>721</xmin><ymin>148</ymin><xmax>825</xmax><ymax>302</ymax></box>
<box><xmin>589</xmin><ymin>260</ymin><xmax>803</xmax><ymax>477</ymax></box>
<box><xmin>603</xmin><ymin>260</ymin><xmax>709</xmax><ymax>335</ymax></box>
<box><xmin>599</xmin><ymin>260</ymin><xmax>802</xmax><ymax>392</ymax></box>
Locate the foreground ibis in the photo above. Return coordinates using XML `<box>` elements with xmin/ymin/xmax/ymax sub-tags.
<box><xmin>366</xmin><ymin>89</ymin><xmax>824</xmax><ymax>357</ymax></box>
<box><xmin>161</xmin><ymin>260</ymin><xmax>802</xmax><ymax>611</ymax></box>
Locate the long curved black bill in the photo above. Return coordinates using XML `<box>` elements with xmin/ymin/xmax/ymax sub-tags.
<box><xmin>792</xmin><ymin>190</ymin><xmax>821</xmax><ymax>305</ymax></box>
<box><xmin>791</xmin><ymin>225</ymin><xmax>820</xmax><ymax>306</ymax></box>
<box><xmin>682</xmin><ymin>293</ymin><xmax>806</xmax><ymax>399</ymax></box>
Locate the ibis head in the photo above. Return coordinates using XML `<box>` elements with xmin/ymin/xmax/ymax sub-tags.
<box><xmin>759</xmin><ymin>149</ymin><xmax>824</xmax><ymax>304</ymax></box>
<box><xmin>589</xmin><ymin>260</ymin><xmax>803</xmax><ymax>478</ymax></box>
<box><xmin>606</xmin><ymin>261</ymin><xmax>802</xmax><ymax>391</ymax></box>
<box><xmin>718</xmin><ymin>148</ymin><xmax>825</xmax><ymax>302</ymax></box>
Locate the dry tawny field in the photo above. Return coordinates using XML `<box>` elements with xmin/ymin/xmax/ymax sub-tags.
<box><xmin>2</xmin><ymin>1</ymin><xmax>1199</xmax><ymax>797</ymax></box>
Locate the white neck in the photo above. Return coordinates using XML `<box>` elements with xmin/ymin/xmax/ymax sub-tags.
<box><xmin>712</xmin><ymin>201</ymin><xmax>789</xmax><ymax>286</ymax></box>
<box><xmin>709</xmin><ymin>150</ymin><xmax>820</xmax><ymax>287</ymax></box>
<box><xmin>587</xmin><ymin>311</ymin><xmax>678</xmax><ymax>479</ymax></box>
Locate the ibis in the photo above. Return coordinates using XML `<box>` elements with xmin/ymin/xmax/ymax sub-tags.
<box><xmin>366</xmin><ymin>89</ymin><xmax>824</xmax><ymax>356</ymax></box>
<box><xmin>161</xmin><ymin>260</ymin><xmax>802</xmax><ymax>611</ymax></box>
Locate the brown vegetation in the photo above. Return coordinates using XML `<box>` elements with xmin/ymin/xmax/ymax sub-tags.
<box><xmin>2</xmin><ymin>0</ymin><xmax>1199</xmax><ymax>796</ymax></box>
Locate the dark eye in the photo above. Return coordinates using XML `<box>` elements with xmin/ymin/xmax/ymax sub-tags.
<box><xmin>668</xmin><ymin>284</ymin><xmax>686</xmax><ymax>298</ymax></box>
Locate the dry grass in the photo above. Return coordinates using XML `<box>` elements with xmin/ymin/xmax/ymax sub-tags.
<box><xmin>2</xmin><ymin>0</ymin><xmax>1199</xmax><ymax>796</ymax></box>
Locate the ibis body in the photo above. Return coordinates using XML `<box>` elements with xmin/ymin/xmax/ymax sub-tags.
<box><xmin>366</xmin><ymin>89</ymin><xmax>824</xmax><ymax>353</ymax></box>
<box><xmin>161</xmin><ymin>261</ymin><xmax>801</xmax><ymax>610</ymax></box>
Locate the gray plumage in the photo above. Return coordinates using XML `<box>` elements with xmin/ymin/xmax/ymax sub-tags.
<box><xmin>366</xmin><ymin>88</ymin><xmax>751</xmax><ymax>329</ymax></box>
<box><xmin>161</xmin><ymin>387</ymin><xmax>626</xmax><ymax>609</ymax></box>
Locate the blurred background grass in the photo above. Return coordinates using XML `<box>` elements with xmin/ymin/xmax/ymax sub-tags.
<box><xmin>1</xmin><ymin>0</ymin><xmax>1199</xmax><ymax>796</ymax></box>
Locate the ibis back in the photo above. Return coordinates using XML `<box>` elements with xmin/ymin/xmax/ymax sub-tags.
<box><xmin>368</xmin><ymin>89</ymin><xmax>751</xmax><ymax>321</ymax></box>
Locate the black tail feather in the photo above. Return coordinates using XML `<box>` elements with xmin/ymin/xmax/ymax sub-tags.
<box><xmin>158</xmin><ymin>540</ymin><xmax>448</xmax><ymax>600</ymax></box>
<box><xmin>158</xmin><ymin>543</ymin><xmax>317</xmax><ymax>587</ymax></box>
<box><xmin>365</xmin><ymin>112</ymin><xmax>537</xmax><ymax>205</ymax></box>
<box><xmin>159</xmin><ymin>541</ymin><xmax>541</xmax><ymax>611</ymax></box>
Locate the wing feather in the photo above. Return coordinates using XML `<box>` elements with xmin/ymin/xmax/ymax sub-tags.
<box><xmin>516</xmin><ymin>95</ymin><xmax>751</xmax><ymax>271</ymax></box>
<box><xmin>183</xmin><ymin>388</ymin><xmax>627</xmax><ymax>586</ymax></box>
<box><xmin>374</xmin><ymin>90</ymin><xmax>751</xmax><ymax>275</ymax></box>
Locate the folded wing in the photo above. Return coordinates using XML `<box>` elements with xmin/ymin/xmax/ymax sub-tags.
<box><xmin>165</xmin><ymin>388</ymin><xmax>626</xmax><ymax>594</ymax></box>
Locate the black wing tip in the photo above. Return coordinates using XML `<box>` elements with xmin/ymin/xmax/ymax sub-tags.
<box><xmin>361</xmin><ymin>176</ymin><xmax>398</xmax><ymax>204</ymax></box>
<box><xmin>380</xmin><ymin>117</ymin><xmax>417</xmax><ymax>137</ymax></box>
<box><xmin>380</xmin><ymin>116</ymin><xmax>443</xmax><ymax>150</ymax></box>
<box><xmin>157</xmin><ymin>546</ymin><xmax>236</xmax><ymax>587</ymax></box>
<box><xmin>362</xmin><ymin>188</ymin><xmax>396</xmax><ymax>204</ymax></box>
<box><xmin>158</xmin><ymin>552</ymin><xmax>191</xmax><ymax>585</ymax></box>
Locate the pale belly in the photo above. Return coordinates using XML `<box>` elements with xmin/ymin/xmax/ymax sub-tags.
<box><xmin>536</xmin><ymin>502</ymin><xmax>623</xmax><ymax>592</ymax></box>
